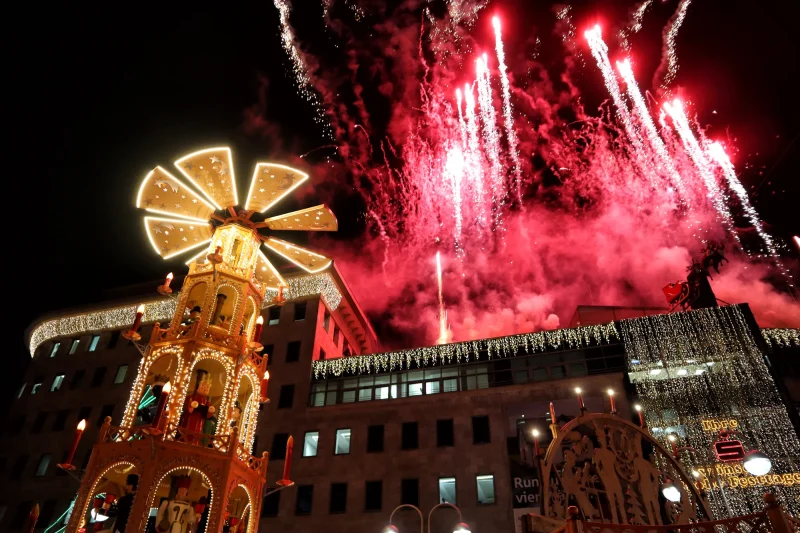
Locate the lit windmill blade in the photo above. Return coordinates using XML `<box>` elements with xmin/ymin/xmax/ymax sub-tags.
<box><xmin>261</xmin><ymin>205</ymin><xmax>338</xmax><ymax>231</ymax></box>
<box><xmin>256</xmin><ymin>250</ymin><xmax>287</xmax><ymax>289</ymax></box>
<box><xmin>174</xmin><ymin>147</ymin><xmax>238</xmax><ymax>209</ymax></box>
<box><xmin>143</xmin><ymin>216</ymin><xmax>213</xmax><ymax>260</ymax></box>
<box><xmin>244</xmin><ymin>163</ymin><xmax>309</xmax><ymax>213</ymax></box>
<box><xmin>137</xmin><ymin>166</ymin><xmax>216</xmax><ymax>222</ymax></box>
<box><xmin>263</xmin><ymin>237</ymin><xmax>332</xmax><ymax>273</ymax></box>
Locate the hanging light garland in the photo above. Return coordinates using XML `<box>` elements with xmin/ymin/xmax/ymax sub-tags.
<box><xmin>619</xmin><ymin>305</ymin><xmax>800</xmax><ymax>518</ymax></box>
<box><xmin>312</xmin><ymin>323</ymin><xmax>618</xmax><ymax>378</ymax></box>
<box><xmin>760</xmin><ymin>328</ymin><xmax>800</xmax><ymax>348</ymax></box>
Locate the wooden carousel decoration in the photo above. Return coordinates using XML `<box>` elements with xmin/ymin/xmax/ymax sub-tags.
<box><xmin>65</xmin><ymin>147</ymin><xmax>337</xmax><ymax>533</ymax></box>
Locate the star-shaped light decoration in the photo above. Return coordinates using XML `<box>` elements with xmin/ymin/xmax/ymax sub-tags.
<box><xmin>135</xmin><ymin>147</ymin><xmax>338</xmax><ymax>286</ymax></box>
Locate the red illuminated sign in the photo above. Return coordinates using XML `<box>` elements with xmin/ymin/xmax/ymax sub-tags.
<box><xmin>714</xmin><ymin>440</ymin><xmax>746</xmax><ymax>462</ymax></box>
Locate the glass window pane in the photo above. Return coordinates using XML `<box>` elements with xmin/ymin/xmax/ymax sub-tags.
<box><xmin>552</xmin><ymin>365</ymin><xmax>566</xmax><ymax>379</ymax></box>
<box><xmin>114</xmin><ymin>365</ymin><xmax>128</xmax><ymax>384</ymax></box>
<box><xmin>407</xmin><ymin>371</ymin><xmax>423</xmax><ymax>382</ymax></box>
<box><xmin>439</xmin><ymin>477</ymin><xmax>456</xmax><ymax>504</ymax></box>
<box><xmin>342</xmin><ymin>391</ymin><xmax>356</xmax><ymax>404</ymax></box>
<box><xmin>313</xmin><ymin>393</ymin><xmax>325</xmax><ymax>407</ymax></box>
<box><xmin>358</xmin><ymin>377</ymin><xmax>374</xmax><ymax>386</ymax></box>
<box><xmin>569</xmin><ymin>363</ymin><xmax>587</xmax><ymax>377</ymax></box>
<box><xmin>325</xmin><ymin>391</ymin><xmax>337</xmax><ymax>406</ymax></box>
<box><xmin>443</xmin><ymin>379</ymin><xmax>458</xmax><ymax>393</ymax></box>
<box><xmin>17</xmin><ymin>383</ymin><xmax>26</xmax><ymax>398</ymax></box>
<box><xmin>532</xmin><ymin>368</ymin><xmax>548</xmax><ymax>381</ymax></box>
<box><xmin>514</xmin><ymin>371</ymin><xmax>528</xmax><ymax>384</ymax></box>
<box><xmin>408</xmin><ymin>383</ymin><xmax>423</xmax><ymax>396</ymax></box>
<box><xmin>358</xmin><ymin>388</ymin><xmax>372</xmax><ymax>402</ymax></box>
<box><xmin>50</xmin><ymin>343</ymin><xmax>60</xmax><ymax>358</ymax></box>
<box><xmin>375</xmin><ymin>386</ymin><xmax>389</xmax><ymax>400</ymax></box>
<box><xmin>425</xmin><ymin>381</ymin><xmax>440</xmax><ymax>395</ymax></box>
<box><xmin>89</xmin><ymin>336</ymin><xmax>100</xmax><ymax>352</ymax></box>
<box><xmin>69</xmin><ymin>340</ymin><xmax>80</xmax><ymax>354</ymax></box>
<box><xmin>477</xmin><ymin>374</ymin><xmax>489</xmax><ymax>389</ymax></box>
<box><xmin>335</xmin><ymin>429</ymin><xmax>351</xmax><ymax>455</ymax></box>
<box><xmin>390</xmin><ymin>385</ymin><xmax>398</xmax><ymax>399</ymax></box>
<box><xmin>465</xmin><ymin>376</ymin><xmax>477</xmax><ymax>390</ymax></box>
<box><xmin>303</xmin><ymin>432</ymin><xmax>319</xmax><ymax>457</ymax></box>
<box><xmin>374</xmin><ymin>375</ymin><xmax>390</xmax><ymax>385</ymax></box>
<box><xmin>424</xmin><ymin>369</ymin><xmax>441</xmax><ymax>379</ymax></box>
<box><xmin>343</xmin><ymin>379</ymin><xmax>358</xmax><ymax>389</ymax></box>
<box><xmin>31</xmin><ymin>383</ymin><xmax>42</xmax><ymax>395</ymax></box>
<box><xmin>442</xmin><ymin>367</ymin><xmax>459</xmax><ymax>378</ymax></box>
<box><xmin>50</xmin><ymin>375</ymin><xmax>65</xmax><ymax>392</ymax></box>
<box><xmin>36</xmin><ymin>454</ymin><xmax>52</xmax><ymax>477</ymax></box>
<box><xmin>476</xmin><ymin>475</ymin><xmax>495</xmax><ymax>504</ymax></box>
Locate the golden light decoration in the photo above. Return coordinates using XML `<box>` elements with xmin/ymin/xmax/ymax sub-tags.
<box><xmin>136</xmin><ymin>147</ymin><xmax>337</xmax><ymax>276</ymax></box>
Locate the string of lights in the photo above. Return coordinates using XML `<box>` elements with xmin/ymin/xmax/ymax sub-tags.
<box><xmin>312</xmin><ymin>322</ymin><xmax>618</xmax><ymax>378</ymax></box>
<box><xmin>619</xmin><ymin>305</ymin><xmax>800</xmax><ymax>518</ymax></box>
<box><xmin>760</xmin><ymin>328</ymin><xmax>800</xmax><ymax>348</ymax></box>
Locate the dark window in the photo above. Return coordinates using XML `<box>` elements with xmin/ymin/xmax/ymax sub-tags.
<box><xmin>52</xmin><ymin>410</ymin><xmax>69</xmax><ymax>431</ymax></box>
<box><xmin>10</xmin><ymin>414</ymin><xmax>26</xmax><ymax>435</ymax></box>
<box><xmin>97</xmin><ymin>404</ymin><xmax>114</xmax><ymax>426</ymax></box>
<box><xmin>437</xmin><ymin>419</ymin><xmax>455</xmax><ymax>447</ymax></box>
<box><xmin>264</xmin><ymin>344</ymin><xmax>275</xmax><ymax>366</ymax></box>
<box><xmin>364</xmin><ymin>481</ymin><xmax>382</xmax><ymax>511</ymax></box>
<box><xmin>401</xmin><ymin>478</ymin><xmax>419</xmax><ymax>506</ymax></box>
<box><xmin>114</xmin><ymin>365</ymin><xmax>128</xmax><ymax>384</ymax></box>
<box><xmin>77</xmin><ymin>406</ymin><xmax>92</xmax><ymax>424</ymax></box>
<box><xmin>401</xmin><ymin>422</ymin><xmax>419</xmax><ymax>450</ymax></box>
<box><xmin>49</xmin><ymin>342</ymin><xmax>61</xmax><ymax>358</ymax></box>
<box><xmin>472</xmin><ymin>415</ymin><xmax>491</xmax><ymax>444</ymax></box>
<box><xmin>10</xmin><ymin>455</ymin><xmax>29</xmax><ymax>480</ymax></box>
<box><xmin>261</xmin><ymin>491</ymin><xmax>281</xmax><ymax>517</ymax></box>
<box><xmin>323</xmin><ymin>311</ymin><xmax>331</xmax><ymax>331</ymax></box>
<box><xmin>50</xmin><ymin>374</ymin><xmax>66</xmax><ymax>392</ymax></box>
<box><xmin>90</xmin><ymin>367</ymin><xmax>107</xmax><ymax>387</ymax></box>
<box><xmin>294</xmin><ymin>302</ymin><xmax>307</xmax><ymax>321</ymax></box>
<box><xmin>343</xmin><ymin>340</ymin><xmax>351</xmax><ymax>357</ymax></box>
<box><xmin>268</xmin><ymin>306</ymin><xmax>281</xmax><ymax>325</ymax></box>
<box><xmin>30</xmin><ymin>382</ymin><xmax>42</xmax><ymax>395</ymax></box>
<box><xmin>319</xmin><ymin>348</ymin><xmax>326</xmax><ymax>361</ymax></box>
<box><xmin>330</xmin><ymin>483</ymin><xmax>347</xmax><ymax>513</ymax></box>
<box><xmin>295</xmin><ymin>485</ymin><xmax>313</xmax><ymax>515</ymax></box>
<box><xmin>9</xmin><ymin>501</ymin><xmax>33</xmax><ymax>529</ymax></box>
<box><xmin>332</xmin><ymin>326</ymin><xmax>340</xmax><ymax>346</ymax></box>
<box><xmin>107</xmin><ymin>331</ymin><xmax>121</xmax><ymax>349</ymax></box>
<box><xmin>271</xmin><ymin>433</ymin><xmax>289</xmax><ymax>460</ymax></box>
<box><xmin>35</xmin><ymin>454</ymin><xmax>52</xmax><ymax>476</ymax></box>
<box><xmin>69</xmin><ymin>339</ymin><xmax>80</xmax><ymax>354</ymax></box>
<box><xmin>70</xmin><ymin>370</ymin><xmax>85</xmax><ymax>390</ymax></box>
<box><xmin>278</xmin><ymin>385</ymin><xmax>295</xmax><ymax>409</ymax></box>
<box><xmin>38</xmin><ymin>500</ymin><xmax>57</xmax><ymax>525</ymax></box>
<box><xmin>367</xmin><ymin>425</ymin><xmax>384</xmax><ymax>453</ymax></box>
<box><xmin>31</xmin><ymin>413</ymin><xmax>48</xmax><ymax>434</ymax></box>
<box><xmin>286</xmin><ymin>341</ymin><xmax>301</xmax><ymax>362</ymax></box>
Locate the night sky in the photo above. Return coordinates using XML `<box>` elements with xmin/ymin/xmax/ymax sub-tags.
<box><xmin>6</xmin><ymin>1</ymin><xmax>798</xmax><ymax>406</ymax></box>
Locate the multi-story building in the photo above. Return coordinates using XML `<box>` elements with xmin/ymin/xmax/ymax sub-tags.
<box><xmin>4</xmin><ymin>276</ymin><xmax>799</xmax><ymax>532</ymax></box>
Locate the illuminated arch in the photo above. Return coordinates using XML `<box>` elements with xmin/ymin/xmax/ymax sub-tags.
<box><xmin>121</xmin><ymin>345</ymin><xmax>184</xmax><ymax>428</ymax></box>
<box><xmin>73</xmin><ymin>460</ymin><xmax>141</xmax><ymax>531</ymax></box>
<box><xmin>176</xmin><ymin>348</ymin><xmax>236</xmax><ymax>439</ymax></box>
<box><xmin>147</xmin><ymin>465</ymin><xmax>216</xmax><ymax>533</ymax></box>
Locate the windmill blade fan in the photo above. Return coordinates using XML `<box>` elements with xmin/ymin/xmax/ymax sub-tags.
<box><xmin>255</xmin><ymin>250</ymin><xmax>287</xmax><ymax>289</ymax></box>
<box><xmin>174</xmin><ymin>147</ymin><xmax>238</xmax><ymax>210</ymax></box>
<box><xmin>262</xmin><ymin>205</ymin><xmax>338</xmax><ymax>231</ymax></box>
<box><xmin>263</xmin><ymin>238</ymin><xmax>332</xmax><ymax>273</ymax></box>
<box><xmin>144</xmin><ymin>216</ymin><xmax>213</xmax><ymax>259</ymax></box>
<box><xmin>137</xmin><ymin>166</ymin><xmax>216</xmax><ymax>221</ymax></box>
<box><xmin>244</xmin><ymin>163</ymin><xmax>308</xmax><ymax>213</ymax></box>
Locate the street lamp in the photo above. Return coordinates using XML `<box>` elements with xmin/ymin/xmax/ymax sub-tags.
<box><xmin>743</xmin><ymin>450</ymin><xmax>772</xmax><ymax>476</ymax></box>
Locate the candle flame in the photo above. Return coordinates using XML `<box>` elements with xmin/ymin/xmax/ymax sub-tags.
<box><xmin>264</xmin><ymin>370</ymin><xmax>270</xmax><ymax>380</ymax></box>
<box><xmin>256</xmin><ymin>316</ymin><xmax>264</xmax><ymax>325</ymax></box>
<box><xmin>607</xmin><ymin>389</ymin><xmax>614</xmax><ymax>396</ymax></box>
<box><xmin>575</xmin><ymin>387</ymin><xmax>582</xmax><ymax>394</ymax></box>
<box><xmin>166</xmin><ymin>272</ymin><xmax>174</xmax><ymax>280</ymax></box>
<box><xmin>77</xmin><ymin>419</ymin><xmax>87</xmax><ymax>431</ymax></box>
<box><xmin>136</xmin><ymin>304</ymin><xmax>145</xmax><ymax>314</ymax></box>
<box><xmin>532</xmin><ymin>428</ymin><xmax>540</xmax><ymax>437</ymax></box>
<box><xmin>668</xmin><ymin>434</ymin><xmax>676</xmax><ymax>442</ymax></box>
<box><xmin>634</xmin><ymin>404</ymin><xmax>642</xmax><ymax>411</ymax></box>
<box><xmin>163</xmin><ymin>381</ymin><xmax>172</xmax><ymax>393</ymax></box>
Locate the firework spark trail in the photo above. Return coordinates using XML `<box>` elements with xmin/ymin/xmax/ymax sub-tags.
<box><xmin>663</xmin><ymin>99</ymin><xmax>741</xmax><ymax>245</ymax></box>
<box><xmin>463</xmin><ymin>83</ymin><xmax>488</xmax><ymax>225</ymax></box>
<box><xmin>619</xmin><ymin>0</ymin><xmax>653</xmax><ymax>51</ymax></box>
<box><xmin>435</xmin><ymin>251</ymin><xmax>450</xmax><ymax>344</ymax></box>
<box><xmin>706</xmin><ymin>142</ymin><xmax>792</xmax><ymax>282</ymax></box>
<box><xmin>657</xmin><ymin>0</ymin><xmax>691</xmax><ymax>92</ymax></box>
<box><xmin>492</xmin><ymin>16</ymin><xmax>523</xmax><ymax>203</ymax></box>
<box><xmin>616</xmin><ymin>58</ymin><xmax>690</xmax><ymax>203</ymax></box>
<box><xmin>456</xmin><ymin>88</ymin><xmax>468</xmax><ymax>150</ymax></box>
<box><xmin>476</xmin><ymin>55</ymin><xmax>505</xmax><ymax>234</ymax></box>
<box><xmin>585</xmin><ymin>26</ymin><xmax>654</xmax><ymax>185</ymax></box>
<box><xmin>446</xmin><ymin>146</ymin><xmax>465</xmax><ymax>255</ymax></box>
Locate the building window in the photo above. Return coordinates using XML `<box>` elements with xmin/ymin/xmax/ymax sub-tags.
<box><xmin>286</xmin><ymin>341</ymin><xmax>301</xmax><ymax>362</ymax></box>
<box><xmin>294</xmin><ymin>302</ymin><xmax>307</xmax><ymax>321</ymax></box>
<box><xmin>335</xmin><ymin>429</ymin><xmax>351</xmax><ymax>455</ymax></box>
<box><xmin>261</xmin><ymin>491</ymin><xmax>281</xmax><ymax>517</ymax></box>
<box><xmin>437</xmin><ymin>419</ymin><xmax>455</xmax><ymax>447</ymax></box>
<box><xmin>52</xmin><ymin>410</ymin><xmax>69</xmax><ymax>432</ymax></box>
<box><xmin>367</xmin><ymin>425</ymin><xmax>384</xmax><ymax>453</ymax></box>
<box><xmin>401</xmin><ymin>478</ymin><xmax>419</xmax><ymax>506</ymax></box>
<box><xmin>31</xmin><ymin>382</ymin><xmax>42</xmax><ymax>395</ymax></box>
<box><xmin>69</xmin><ymin>339</ymin><xmax>80</xmax><ymax>354</ymax></box>
<box><xmin>476</xmin><ymin>474</ymin><xmax>495</xmax><ymax>504</ymax></box>
<box><xmin>271</xmin><ymin>433</ymin><xmax>289</xmax><ymax>461</ymax></box>
<box><xmin>439</xmin><ymin>477</ymin><xmax>457</xmax><ymax>504</ymax></box>
<box><xmin>88</xmin><ymin>335</ymin><xmax>100</xmax><ymax>352</ymax></box>
<box><xmin>50</xmin><ymin>374</ymin><xmax>66</xmax><ymax>392</ymax></box>
<box><xmin>10</xmin><ymin>455</ymin><xmax>29</xmax><ymax>480</ymax></box>
<box><xmin>114</xmin><ymin>365</ymin><xmax>128</xmax><ymax>384</ymax></box>
<box><xmin>97</xmin><ymin>404</ymin><xmax>114</xmax><ymax>426</ymax></box>
<box><xmin>472</xmin><ymin>415</ymin><xmax>491</xmax><ymax>444</ymax></box>
<box><xmin>295</xmin><ymin>485</ymin><xmax>313</xmax><ymax>515</ymax></box>
<box><xmin>332</xmin><ymin>326</ymin><xmax>340</xmax><ymax>347</ymax></box>
<box><xmin>364</xmin><ymin>481</ymin><xmax>382</xmax><ymax>511</ymax></box>
<box><xmin>9</xmin><ymin>501</ymin><xmax>34</xmax><ymax>529</ymax></box>
<box><xmin>71</xmin><ymin>370</ymin><xmax>85</xmax><ymax>390</ymax></box>
<box><xmin>343</xmin><ymin>340</ymin><xmax>351</xmax><ymax>357</ymax></box>
<box><xmin>401</xmin><ymin>422</ymin><xmax>419</xmax><ymax>450</ymax></box>
<box><xmin>323</xmin><ymin>311</ymin><xmax>331</xmax><ymax>332</ymax></box>
<box><xmin>37</xmin><ymin>500</ymin><xmax>57</xmax><ymax>527</ymax></box>
<box><xmin>50</xmin><ymin>342</ymin><xmax>61</xmax><ymax>358</ymax></box>
<box><xmin>35</xmin><ymin>454</ymin><xmax>52</xmax><ymax>477</ymax></box>
<box><xmin>31</xmin><ymin>413</ymin><xmax>48</xmax><ymax>434</ymax></box>
<box><xmin>330</xmin><ymin>483</ymin><xmax>347</xmax><ymax>514</ymax></box>
<box><xmin>278</xmin><ymin>385</ymin><xmax>295</xmax><ymax>409</ymax></box>
<box><xmin>107</xmin><ymin>330</ymin><xmax>121</xmax><ymax>349</ymax></box>
<box><xmin>268</xmin><ymin>306</ymin><xmax>281</xmax><ymax>325</ymax></box>
<box><xmin>78</xmin><ymin>406</ymin><xmax>92</xmax><ymax>423</ymax></box>
<box><xmin>17</xmin><ymin>383</ymin><xmax>26</xmax><ymax>398</ymax></box>
<box><xmin>91</xmin><ymin>367</ymin><xmax>107</xmax><ymax>387</ymax></box>
<box><xmin>264</xmin><ymin>344</ymin><xmax>275</xmax><ymax>366</ymax></box>
<box><xmin>303</xmin><ymin>432</ymin><xmax>319</xmax><ymax>457</ymax></box>
<box><xmin>319</xmin><ymin>348</ymin><xmax>326</xmax><ymax>361</ymax></box>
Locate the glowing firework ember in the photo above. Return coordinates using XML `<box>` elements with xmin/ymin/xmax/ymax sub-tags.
<box><xmin>259</xmin><ymin>2</ymin><xmax>799</xmax><ymax>345</ymax></box>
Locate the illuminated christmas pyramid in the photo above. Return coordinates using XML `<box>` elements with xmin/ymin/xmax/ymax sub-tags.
<box><xmin>66</xmin><ymin>147</ymin><xmax>336</xmax><ymax>533</ymax></box>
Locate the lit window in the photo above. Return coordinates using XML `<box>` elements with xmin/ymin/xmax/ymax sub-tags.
<box><xmin>439</xmin><ymin>477</ymin><xmax>456</xmax><ymax>504</ymax></box>
<box><xmin>88</xmin><ymin>335</ymin><xmax>100</xmax><ymax>352</ymax></box>
<box><xmin>114</xmin><ymin>365</ymin><xmax>128</xmax><ymax>384</ymax></box>
<box><xmin>49</xmin><ymin>343</ymin><xmax>60</xmax><ymax>358</ymax></box>
<box><xmin>303</xmin><ymin>431</ymin><xmax>319</xmax><ymax>457</ymax></box>
<box><xmin>17</xmin><ymin>383</ymin><xmax>26</xmax><ymax>398</ymax></box>
<box><xmin>35</xmin><ymin>454</ymin><xmax>52</xmax><ymax>477</ymax></box>
<box><xmin>69</xmin><ymin>339</ymin><xmax>80</xmax><ymax>355</ymax></box>
<box><xmin>50</xmin><ymin>375</ymin><xmax>65</xmax><ymax>392</ymax></box>
<box><xmin>476</xmin><ymin>475</ymin><xmax>495</xmax><ymax>504</ymax></box>
<box><xmin>31</xmin><ymin>383</ymin><xmax>42</xmax><ymax>395</ymax></box>
<box><xmin>335</xmin><ymin>429</ymin><xmax>351</xmax><ymax>455</ymax></box>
